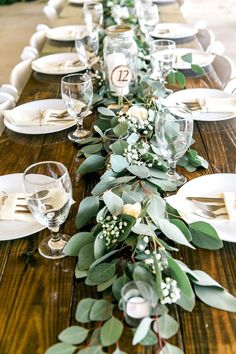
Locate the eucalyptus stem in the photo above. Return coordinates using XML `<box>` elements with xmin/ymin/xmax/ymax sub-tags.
<box><xmin>118</xmin><ymin>95</ymin><xmax>123</xmax><ymax>107</ymax></box>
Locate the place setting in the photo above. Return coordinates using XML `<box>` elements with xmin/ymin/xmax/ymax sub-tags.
<box><xmin>46</xmin><ymin>25</ymin><xmax>87</xmax><ymax>42</ymax></box>
<box><xmin>150</xmin><ymin>22</ymin><xmax>198</xmax><ymax>41</ymax></box>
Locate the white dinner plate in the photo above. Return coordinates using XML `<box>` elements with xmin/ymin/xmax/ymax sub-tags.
<box><xmin>68</xmin><ymin>0</ymin><xmax>89</xmax><ymax>4</ymax></box>
<box><xmin>174</xmin><ymin>48</ymin><xmax>215</xmax><ymax>70</ymax></box>
<box><xmin>153</xmin><ymin>0</ymin><xmax>176</xmax><ymax>3</ymax></box>
<box><xmin>46</xmin><ymin>25</ymin><xmax>86</xmax><ymax>41</ymax></box>
<box><xmin>4</xmin><ymin>99</ymin><xmax>76</xmax><ymax>135</ymax></box>
<box><xmin>0</xmin><ymin>173</ymin><xmax>44</xmax><ymax>241</ymax></box>
<box><xmin>151</xmin><ymin>23</ymin><xmax>197</xmax><ymax>40</ymax></box>
<box><xmin>32</xmin><ymin>53</ymin><xmax>86</xmax><ymax>75</ymax></box>
<box><xmin>174</xmin><ymin>173</ymin><xmax>236</xmax><ymax>242</ymax></box>
<box><xmin>164</xmin><ymin>88</ymin><xmax>236</xmax><ymax>121</ymax></box>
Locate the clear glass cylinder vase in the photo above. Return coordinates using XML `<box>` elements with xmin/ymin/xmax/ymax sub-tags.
<box><xmin>103</xmin><ymin>25</ymin><xmax>138</xmax><ymax>97</ymax></box>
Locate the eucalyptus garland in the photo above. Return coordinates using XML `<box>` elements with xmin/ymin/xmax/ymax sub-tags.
<box><xmin>46</xmin><ymin>1</ymin><xmax>236</xmax><ymax>353</ymax></box>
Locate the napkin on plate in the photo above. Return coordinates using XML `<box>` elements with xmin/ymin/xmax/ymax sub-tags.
<box><xmin>33</xmin><ymin>59</ymin><xmax>84</xmax><ymax>73</ymax></box>
<box><xmin>0</xmin><ymin>191</ymin><xmax>33</xmax><ymax>221</ymax></box>
<box><xmin>3</xmin><ymin>109</ymin><xmax>76</xmax><ymax>126</ymax></box>
<box><xmin>188</xmin><ymin>97</ymin><xmax>236</xmax><ymax>113</ymax></box>
<box><xmin>223</xmin><ymin>192</ymin><xmax>236</xmax><ymax>221</ymax></box>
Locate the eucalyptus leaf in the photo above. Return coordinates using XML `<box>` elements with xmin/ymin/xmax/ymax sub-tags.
<box><xmin>112</xmin><ymin>274</ymin><xmax>129</xmax><ymax>301</ymax></box>
<box><xmin>132</xmin><ymin>317</ymin><xmax>153</xmax><ymax>345</ymax></box>
<box><xmin>80</xmin><ymin>143</ymin><xmax>103</xmax><ymax>155</ymax></box>
<box><xmin>78</xmin><ymin>155</ymin><xmax>105</xmax><ymax>175</ymax></box>
<box><xmin>63</xmin><ymin>232</ymin><xmax>94</xmax><ymax>256</ymax></box>
<box><xmin>190</xmin><ymin>270</ymin><xmax>223</xmax><ymax>288</ymax></box>
<box><xmin>147</xmin><ymin>194</ymin><xmax>166</xmax><ymax>224</ymax></box>
<box><xmin>103</xmin><ymin>190</ymin><xmax>124</xmax><ymax>215</ymax></box>
<box><xmin>168</xmin><ymin>257</ymin><xmax>195</xmax><ymax>311</ymax></box>
<box><xmin>75</xmin><ymin>298</ymin><xmax>96</xmax><ymax>323</ymax></box>
<box><xmin>112</xmin><ymin>348</ymin><xmax>128</xmax><ymax>354</ymax></box>
<box><xmin>94</xmin><ymin>125</ymin><xmax>105</xmax><ymax>137</ymax></box>
<box><xmin>159</xmin><ymin>219</ymin><xmax>195</xmax><ymax>249</ymax></box>
<box><xmin>100</xmin><ymin>317</ymin><xmax>124</xmax><ymax>346</ymax></box>
<box><xmin>139</xmin><ymin>329</ymin><xmax>158</xmax><ymax>346</ymax></box>
<box><xmin>90</xmin><ymin>299</ymin><xmax>114</xmax><ymax>321</ymax></box>
<box><xmin>194</xmin><ymin>284</ymin><xmax>236</xmax><ymax>312</ymax></box>
<box><xmin>167</xmin><ymin>71</ymin><xmax>176</xmax><ymax>85</ymax></box>
<box><xmin>90</xmin><ymin>249</ymin><xmax>119</xmax><ymax>269</ymax></box>
<box><xmin>127</xmin><ymin>133</ymin><xmax>140</xmax><ymax>145</ymax></box>
<box><xmin>155</xmin><ymin>314</ymin><xmax>179</xmax><ymax>339</ymax></box>
<box><xmin>90</xmin><ymin>328</ymin><xmax>101</xmax><ymax>346</ymax></box>
<box><xmin>181</xmin><ymin>53</ymin><xmax>192</xmax><ymax>63</ymax></box>
<box><xmin>175</xmin><ymin>71</ymin><xmax>186</xmax><ymax>88</ymax></box>
<box><xmin>58</xmin><ymin>326</ymin><xmax>89</xmax><ymax>345</ymax></box>
<box><xmin>189</xmin><ymin>221</ymin><xmax>223</xmax><ymax>249</ymax></box>
<box><xmin>113</xmin><ymin>122</ymin><xmax>129</xmax><ymax>136</ymax></box>
<box><xmin>110</xmin><ymin>155</ymin><xmax>129</xmax><ymax>173</ymax></box>
<box><xmin>94</xmin><ymin>233</ymin><xmax>106</xmax><ymax>259</ymax></box>
<box><xmin>191</xmin><ymin>64</ymin><xmax>204</xmax><ymax>74</ymax></box>
<box><xmin>78</xmin><ymin>242</ymin><xmax>95</xmax><ymax>271</ymax></box>
<box><xmin>45</xmin><ymin>343</ymin><xmax>77</xmax><ymax>354</ymax></box>
<box><xmin>111</xmin><ymin>139</ymin><xmax>128</xmax><ymax>155</ymax></box>
<box><xmin>98</xmin><ymin>106</ymin><xmax>116</xmax><ymax>116</ymax></box>
<box><xmin>88</xmin><ymin>262</ymin><xmax>117</xmax><ymax>285</ymax></box>
<box><xmin>132</xmin><ymin>223</ymin><xmax>156</xmax><ymax>237</ymax></box>
<box><xmin>76</xmin><ymin>196</ymin><xmax>100</xmax><ymax>228</ymax></box>
<box><xmin>78</xmin><ymin>346</ymin><xmax>105</xmax><ymax>354</ymax></box>
<box><xmin>75</xmin><ymin>265</ymin><xmax>88</xmax><ymax>279</ymax></box>
<box><xmin>170</xmin><ymin>219</ymin><xmax>192</xmax><ymax>242</ymax></box>
<box><xmin>122</xmin><ymin>190</ymin><xmax>144</xmax><ymax>204</ymax></box>
<box><xmin>160</xmin><ymin>343</ymin><xmax>184</xmax><ymax>354</ymax></box>
<box><xmin>148</xmin><ymin>177</ymin><xmax>178</xmax><ymax>192</ymax></box>
<box><xmin>92</xmin><ymin>179</ymin><xmax>116</xmax><ymax>196</ymax></box>
<box><xmin>97</xmin><ymin>275</ymin><xmax>117</xmax><ymax>292</ymax></box>
<box><xmin>127</xmin><ymin>165</ymin><xmax>150</xmax><ymax>179</ymax></box>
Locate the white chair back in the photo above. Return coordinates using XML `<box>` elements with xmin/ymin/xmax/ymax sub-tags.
<box><xmin>43</xmin><ymin>5</ymin><xmax>58</xmax><ymax>24</ymax></box>
<box><xmin>212</xmin><ymin>54</ymin><xmax>236</xmax><ymax>88</ymax></box>
<box><xmin>196</xmin><ymin>28</ymin><xmax>215</xmax><ymax>51</ymax></box>
<box><xmin>224</xmin><ymin>78</ymin><xmax>236</xmax><ymax>95</ymax></box>
<box><xmin>0</xmin><ymin>84</ymin><xmax>19</xmax><ymax>101</ymax></box>
<box><xmin>48</xmin><ymin>0</ymin><xmax>65</xmax><ymax>14</ymax></box>
<box><xmin>10</xmin><ymin>60</ymin><xmax>32</xmax><ymax>94</ymax></box>
<box><xmin>0</xmin><ymin>92</ymin><xmax>15</xmax><ymax>111</ymax></box>
<box><xmin>20</xmin><ymin>46</ymin><xmax>39</xmax><ymax>61</ymax></box>
<box><xmin>207</xmin><ymin>40</ymin><xmax>225</xmax><ymax>56</ymax></box>
<box><xmin>30</xmin><ymin>31</ymin><xmax>47</xmax><ymax>52</ymax></box>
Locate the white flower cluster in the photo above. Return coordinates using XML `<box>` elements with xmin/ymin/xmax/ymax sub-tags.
<box><xmin>111</xmin><ymin>5</ymin><xmax>130</xmax><ymax>24</ymax></box>
<box><xmin>94</xmin><ymin>70</ymin><xmax>104</xmax><ymax>87</ymax></box>
<box><xmin>99</xmin><ymin>215</ymin><xmax>127</xmax><ymax>247</ymax></box>
<box><xmin>144</xmin><ymin>250</ymin><xmax>168</xmax><ymax>272</ymax></box>
<box><xmin>118</xmin><ymin>106</ymin><xmax>154</xmax><ymax>133</ymax></box>
<box><xmin>161</xmin><ymin>277</ymin><xmax>181</xmax><ymax>305</ymax></box>
<box><xmin>137</xmin><ymin>236</ymin><xmax>149</xmax><ymax>251</ymax></box>
<box><xmin>123</xmin><ymin>141</ymin><xmax>152</xmax><ymax>166</ymax></box>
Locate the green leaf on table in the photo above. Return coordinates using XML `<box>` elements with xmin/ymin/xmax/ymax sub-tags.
<box><xmin>168</xmin><ymin>257</ymin><xmax>195</xmax><ymax>311</ymax></box>
<box><xmin>181</xmin><ymin>53</ymin><xmax>192</xmax><ymax>63</ymax></box>
<box><xmin>78</xmin><ymin>242</ymin><xmax>95</xmax><ymax>271</ymax></box>
<box><xmin>98</xmin><ymin>106</ymin><xmax>116</xmax><ymax>116</ymax></box>
<box><xmin>127</xmin><ymin>165</ymin><xmax>150</xmax><ymax>179</ymax></box>
<box><xmin>58</xmin><ymin>326</ymin><xmax>89</xmax><ymax>345</ymax></box>
<box><xmin>122</xmin><ymin>190</ymin><xmax>144</xmax><ymax>204</ymax></box>
<box><xmin>63</xmin><ymin>232</ymin><xmax>94</xmax><ymax>256</ymax></box>
<box><xmin>76</xmin><ymin>196</ymin><xmax>100</xmax><ymax>228</ymax></box>
<box><xmin>191</xmin><ymin>64</ymin><xmax>204</xmax><ymax>74</ymax></box>
<box><xmin>175</xmin><ymin>71</ymin><xmax>186</xmax><ymax>88</ymax></box>
<box><xmin>160</xmin><ymin>343</ymin><xmax>184</xmax><ymax>354</ymax></box>
<box><xmin>100</xmin><ymin>317</ymin><xmax>124</xmax><ymax>346</ymax></box>
<box><xmin>94</xmin><ymin>233</ymin><xmax>106</xmax><ymax>259</ymax></box>
<box><xmin>75</xmin><ymin>298</ymin><xmax>96</xmax><ymax>323</ymax></box>
<box><xmin>167</xmin><ymin>71</ymin><xmax>176</xmax><ymax>85</ymax></box>
<box><xmin>159</xmin><ymin>219</ymin><xmax>195</xmax><ymax>249</ymax></box>
<box><xmin>94</xmin><ymin>125</ymin><xmax>105</xmax><ymax>138</ymax></box>
<box><xmin>175</xmin><ymin>260</ymin><xmax>199</xmax><ymax>282</ymax></box>
<box><xmin>113</xmin><ymin>122</ymin><xmax>129</xmax><ymax>136</ymax></box>
<box><xmin>45</xmin><ymin>343</ymin><xmax>77</xmax><ymax>354</ymax></box>
<box><xmin>80</xmin><ymin>143</ymin><xmax>103</xmax><ymax>155</ymax></box>
<box><xmin>77</xmin><ymin>155</ymin><xmax>105</xmax><ymax>175</ymax></box>
<box><xmin>110</xmin><ymin>155</ymin><xmax>129</xmax><ymax>173</ymax></box>
<box><xmin>75</xmin><ymin>266</ymin><xmax>87</xmax><ymax>279</ymax></box>
<box><xmin>170</xmin><ymin>219</ymin><xmax>192</xmax><ymax>242</ymax></box>
<box><xmin>103</xmin><ymin>190</ymin><xmax>124</xmax><ymax>215</ymax></box>
<box><xmin>88</xmin><ymin>262</ymin><xmax>117</xmax><ymax>285</ymax></box>
<box><xmin>190</xmin><ymin>270</ymin><xmax>223</xmax><ymax>288</ymax></box>
<box><xmin>90</xmin><ymin>249</ymin><xmax>119</xmax><ymax>269</ymax></box>
<box><xmin>90</xmin><ymin>328</ymin><xmax>101</xmax><ymax>346</ymax></box>
<box><xmin>139</xmin><ymin>329</ymin><xmax>158</xmax><ymax>346</ymax></box>
<box><xmin>112</xmin><ymin>274</ymin><xmax>129</xmax><ymax>301</ymax></box>
<box><xmin>97</xmin><ymin>275</ymin><xmax>117</xmax><ymax>292</ymax></box>
<box><xmin>90</xmin><ymin>299</ymin><xmax>114</xmax><ymax>321</ymax></box>
<box><xmin>132</xmin><ymin>223</ymin><xmax>156</xmax><ymax>237</ymax></box>
<box><xmin>194</xmin><ymin>284</ymin><xmax>236</xmax><ymax>312</ymax></box>
<box><xmin>155</xmin><ymin>314</ymin><xmax>179</xmax><ymax>339</ymax></box>
<box><xmin>148</xmin><ymin>177</ymin><xmax>178</xmax><ymax>192</ymax></box>
<box><xmin>112</xmin><ymin>348</ymin><xmax>128</xmax><ymax>354</ymax></box>
<box><xmin>133</xmin><ymin>265</ymin><xmax>154</xmax><ymax>286</ymax></box>
<box><xmin>111</xmin><ymin>139</ymin><xmax>128</xmax><ymax>155</ymax></box>
<box><xmin>92</xmin><ymin>178</ymin><xmax>116</xmax><ymax>196</ymax></box>
<box><xmin>147</xmin><ymin>194</ymin><xmax>166</xmax><ymax>224</ymax></box>
<box><xmin>78</xmin><ymin>346</ymin><xmax>105</xmax><ymax>354</ymax></box>
<box><xmin>189</xmin><ymin>221</ymin><xmax>223</xmax><ymax>249</ymax></box>
<box><xmin>132</xmin><ymin>317</ymin><xmax>153</xmax><ymax>345</ymax></box>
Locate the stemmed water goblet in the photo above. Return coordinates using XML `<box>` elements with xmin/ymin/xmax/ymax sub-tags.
<box><xmin>75</xmin><ymin>28</ymin><xmax>99</xmax><ymax>70</ymax></box>
<box><xmin>83</xmin><ymin>1</ymin><xmax>103</xmax><ymax>31</ymax></box>
<box><xmin>154</xmin><ymin>106</ymin><xmax>193</xmax><ymax>185</ymax></box>
<box><xmin>149</xmin><ymin>39</ymin><xmax>176</xmax><ymax>92</ymax></box>
<box><xmin>139</xmin><ymin>4</ymin><xmax>160</xmax><ymax>43</ymax></box>
<box><xmin>23</xmin><ymin>161</ymin><xmax>73</xmax><ymax>259</ymax></box>
<box><xmin>61</xmin><ymin>73</ymin><xmax>93</xmax><ymax>142</ymax></box>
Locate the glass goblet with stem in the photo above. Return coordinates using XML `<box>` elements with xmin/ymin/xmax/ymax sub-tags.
<box><xmin>139</xmin><ymin>4</ymin><xmax>160</xmax><ymax>43</ymax></box>
<box><xmin>75</xmin><ymin>28</ymin><xmax>99</xmax><ymax>70</ymax></box>
<box><xmin>155</xmin><ymin>106</ymin><xmax>193</xmax><ymax>185</ymax></box>
<box><xmin>61</xmin><ymin>73</ymin><xmax>93</xmax><ymax>142</ymax></box>
<box><xmin>149</xmin><ymin>39</ymin><xmax>176</xmax><ymax>93</ymax></box>
<box><xmin>83</xmin><ymin>1</ymin><xmax>103</xmax><ymax>31</ymax></box>
<box><xmin>23</xmin><ymin>161</ymin><xmax>73</xmax><ymax>259</ymax></box>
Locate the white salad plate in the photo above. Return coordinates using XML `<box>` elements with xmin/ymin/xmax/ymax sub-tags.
<box><xmin>164</xmin><ymin>88</ymin><xmax>236</xmax><ymax>121</ymax></box>
<box><xmin>32</xmin><ymin>53</ymin><xmax>86</xmax><ymax>75</ymax></box>
<box><xmin>4</xmin><ymin>99</ymin><xmax>76</xmax><ymax>135</ymax></box>
<box><xmin>0</xmin><ymin>173</ymin><xmax>44</xmax><ymax>241</ymax></box>
<box><xmin>174</xmin><ymin>48</ymin><xmax>215</xmax><ymax>70</ymax></box>
<box><xmin>151</xmin><ymin>23</ymin><xmax>197</xmax><ymax>40</ymax></box>
<box><xmin>171</xmin><ymin>173</ymin><xmax>236</xmax><ymax>242</ymax></box>
<box><xmin>46</xmin><ymin>25</ymin><xmax>86</xmax><ymax>41</ymax></box>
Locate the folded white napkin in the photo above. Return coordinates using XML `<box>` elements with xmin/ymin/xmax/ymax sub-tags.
<box><xmin>223</xmin><ymin>192</ymin><xmax>236</xmax><ymax>221</ymax></box>
<box><xmin>3</xmin><ymin>109</ymin><xmax>75</xmax><ymax>126</ymax></box>
<box><xmin>33</xmin><ymin>59</ymin><xmax>83</xmax><ymax>73</ymax></box>
<box><xmin>0</xmin><ymin>191</ymin><xmax>33</xmax><ymax>221</ymax></box>
<box><xmin>190</xmin><ymin>97</ymin><xmax>236</xmax><ymax>113</ymax></box>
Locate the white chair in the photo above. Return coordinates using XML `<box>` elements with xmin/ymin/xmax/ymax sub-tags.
<box><xmin>36</xmin><ymin>24</ymin><xmax>49</xmax><ymax>32</ymax></box>
<box><xmin>0</xmin><ymin>84</ymin><xmax>19</xmax><ymax>102</ymax></box>
<box><xmin>43</xmin><ymin>5</ymin><xmax>58</xmax><ymax>24</ymax></box>
<box><xmin>212</xmin><ymin>54</ymin><xmax>236</xmax><ymax>88</ymax></box>
<box><xmin>20</xmin><ymin>46</ymin><xmax>39</xmax><ymax>61</ymax></box>
<box><xmin>0</xmin><ymin>92</ymin><xmax>15</xmax><ymax>111</ymax></box>
<box><xmin>48</xmin><ymin>0</ymin><xmax>65</xmax><ymax>14</ymax></box>
<box><xmin>224</xmin><ymin>78</ymin><xmax>236</xmax><ymax>95</ymax></box>
<box><xmin>29</xmin><ymin>31</ymin><xmax>47</xmax><ymax>52</ymax></box>
<box><xmin>10</xmin><ymin>60</ymin><xmax>32</xmax><ymax>95</ymax></box>
<box><xmin>207</xmin><ymin>40</ymin><xmax>225</xmax><ymax>56</ymax></box>
<box><xmin>196</xmin><ymin>28</ymin><xmax>216</xmax><ymax>51</ymax></box>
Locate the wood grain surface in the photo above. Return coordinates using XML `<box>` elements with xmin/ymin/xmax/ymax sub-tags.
<box><xmin>0</xmin><ymin>2</ymin><xmax>235</xmax><ymax>354</ymax></box>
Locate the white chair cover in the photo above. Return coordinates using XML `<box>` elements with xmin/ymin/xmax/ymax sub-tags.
<box><xmin>20</xmin><ymin>46</ymin><xmax>39</xmax><ymax>61</ymax></box>
<box><xmin>29</xmin><ymin>31</ymin><xmax>47</xmax><ymax>52</ymax></box>
<box><xmin>48</xmin><ymin>0</ymin><xmax>65</xmax><ymax>14</ymax></box>
<box><xmin>196</xmin><ymin>28</ymin><xmax>216</xmax><ymax>51</ymax></box>
<box><xmin>212</xmin><ymin>54</ymin><xmax>236</xmax><ymax>88</ymax></box>
<box><xmin>224</xmin><ymin>78</ymin><xmax>236</xmax><ymax>95</ymax></box>
<box><xmin>10</xmin><ymin>60</ymin><xmax>32</xmax><ymax>94</ymax></box>
<box><xmin>43</xmin><ymin>5</ymin><xmax>58</xmax><ymax>24</ymax></box>
<box><xmin>0</xmin><ymin>84</ymin><xmax>19</xmax><ymax>101</ymax></box>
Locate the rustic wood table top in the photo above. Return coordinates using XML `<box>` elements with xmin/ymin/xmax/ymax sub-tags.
<box><xmin>0</xmin><ymin>2</ymin><xmax>235</xmax><ymax>354</ymax></box>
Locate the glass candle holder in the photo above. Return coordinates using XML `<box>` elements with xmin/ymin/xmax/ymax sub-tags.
<box><xmin>121</xmin><ymin>281</ymin><xmax>153</xmax><ymax>327</ymax></box>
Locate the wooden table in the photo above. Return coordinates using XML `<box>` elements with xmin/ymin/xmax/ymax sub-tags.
<box><xmin>0</xmin><ymin>3</ymin><xmax>235</xmax><ymax>354</ymax></box>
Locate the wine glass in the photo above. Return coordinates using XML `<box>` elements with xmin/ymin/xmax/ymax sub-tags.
<box><xmin>149</xmin><ymin>39</ymin><xmax>176</xmax><ymax>88</ymax></box>
<box><xmin>83</xmin><ymin>1</ymin><xmax>103</xmax><ymax>31</ymax></box>
<box><xmin>139</xmin><ymin>5</ymin><xmax>160</xmax><ymax>43</ymax></box>
<box><xmin>75</xmin><ymin>28</ymin><xmax>99</xmax><ymax>70</ymax></box>
<box><xmin>154</xmin><ymin>106</ymin><xmax>193</xmax><ymax>185</ymax></box>
<box><xmin>23</xmin><ymin>161</ymin><xmax>73</xmax><ymax>259</ymax></box>
<box><xmin>61</xmin><ymin>73</ymin><xmax>93</xmax><ymax>142</ymax></box>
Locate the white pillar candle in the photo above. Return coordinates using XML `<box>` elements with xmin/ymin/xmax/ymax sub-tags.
<box><xmin>126</xmin><ymin>296</ymin><xmax>151</xmax><ymax>319</ymax></box>
<box><xmin>106</xmin><ymin>52</ymin><xmax>129</xmax><ymax>96</ymax></box>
